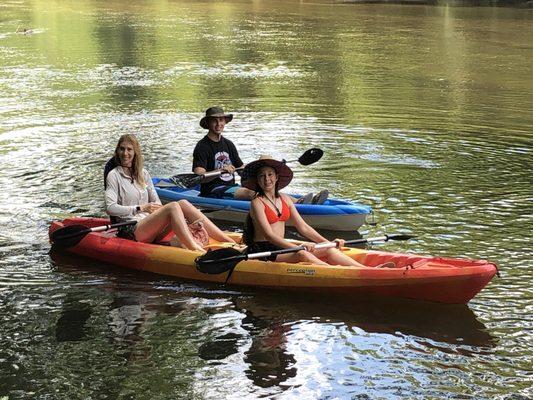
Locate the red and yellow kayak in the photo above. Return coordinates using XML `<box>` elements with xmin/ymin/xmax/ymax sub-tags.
<box><xmin>49</xmin><ymin>217</ymin><xmax>498</xmax><ymax>304</ymax></box>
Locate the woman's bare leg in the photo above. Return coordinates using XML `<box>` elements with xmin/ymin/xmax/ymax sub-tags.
<box><xmin>135</xmin><ymin>202</ymin><xmax>203</xmax><ymax>251</ymax></box>
<box><xmin>233</xmin><ymin>187</ymin><xmax>255</xmax><ymax>200</ymax></box>
<box><xmin>177</xmin><ymin>200</ymin><xmax>235</xmax><ymax>243</ymax></box>
<box><xmin>153</xmin><ymin>223</ymin><xmax>172</xmax><ymax>243</ymax></box>
<box><xmin>313</xmin><ymin>248</ymin><xmax>366</xmax><ymax>267</ymax></box>
<box><xmin>276</xmin><ymin>250</ymin><xmax>329</xmax><ymax>266</ymax></box>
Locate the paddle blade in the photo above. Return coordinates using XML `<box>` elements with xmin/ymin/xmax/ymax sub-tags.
<box><xmin>196</xmin><ymin>248</ymin><xmax>245</xmax><ymax>274</ymax></box>
<box><xmin>171</xmin><ymin>173</ymin><xmax>202</xmax><ymax>189</ymax></box>
<box><xmin>386</xmin><ymin>234</ymin><xmax>416</xmax><ymax>241</ymax></box>
<box><xmin>298</xmin><ymin>148</ymin><xmax>323</xmax><ymax>166</ymax></box>
<box><xmin>50</xmin><ymin>224</ymin><xmax>90</xmax><ymax>248</ymax></box>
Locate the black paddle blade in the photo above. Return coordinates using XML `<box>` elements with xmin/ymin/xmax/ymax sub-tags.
<box><xmin>170</xmin><ymin>173</ymin><xmax>202</xmax><ymax>189</ymax></box>
<box><xmin>298</xmin><ymin>148</ymin><xmax>323</xmax><ymax>166</ymax></box>
<box><xmin>196</xmin><ymin>248</ymin><xmax>245</xmax><ymax>274</ymax></box>
<box><xmin>387</xmin><ymin>234</ymin><xmax>416</xmax><ymax>241</ymax></box>
<box><xmin>50</xmin><ymin>224</ymin><xmax>90</xmax><ymax>248</ymax></box>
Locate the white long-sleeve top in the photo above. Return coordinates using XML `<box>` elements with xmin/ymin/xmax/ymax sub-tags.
<box><xmin>105</xmin><ymin>166</ymin><xmax>161</xmax><ymax>222</ymax></box>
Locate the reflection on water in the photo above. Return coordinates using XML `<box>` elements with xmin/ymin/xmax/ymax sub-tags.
<box><xmin>242</xmin><ymin>315</ymin><xmax>297</xmax><ymax>389</ymax></box>
<box><xmin>0</xmin><ymin>0</ymin><xmax>531</xmax><ymax>398</ymax></box>
<box><xmin>55</xmin><ymin>293</ymin><xmax>92</xmax><ymax>342</ymax></box>
<box><xmin>234</xmin><ymin>292</ymin><xmax>496</xmax><ymax>348</ymax></box>
<box><xmin>41</xmin><ymin>251</ymin><xmax>499</xmax><ymax>397</ymax></box>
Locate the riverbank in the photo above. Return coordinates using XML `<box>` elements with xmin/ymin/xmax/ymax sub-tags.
<box><xmin>339</xmin><ymin>0</ymin><xmax>533</xmax><ymax>6</ymax></box>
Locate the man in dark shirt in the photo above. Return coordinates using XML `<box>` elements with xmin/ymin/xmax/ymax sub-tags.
<box><xmin>192</xmin><ymin>107</ymin><xmax>255</xmax><ymax>199</ymax></box>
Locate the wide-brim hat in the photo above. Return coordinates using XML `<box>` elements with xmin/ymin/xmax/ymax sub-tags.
<box><xmin>200</xmin><ymin>106</ymin><xmax>233</xmax><ymax>129</ymax></box>
<box><xmin>241</xmin><ymin>155</ymin><xmax>293</xmax><ymax>192</ymax></box>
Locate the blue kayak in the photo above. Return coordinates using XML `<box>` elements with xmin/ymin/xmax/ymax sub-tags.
<box><xmin>153</xmin><ymin>178</ymin><xmax>372</xmax><ymax>231</ymax></box>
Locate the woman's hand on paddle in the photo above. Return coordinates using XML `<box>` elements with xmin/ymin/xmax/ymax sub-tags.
<box><xmin>301</xmin><ymin>242</ymin><xmax>316</xmax><ymax>252</ymax></box>
<box><xmin>334</xmin><ymin>239</ymin><xmax>345</xmax><ymax>248</ymax></box>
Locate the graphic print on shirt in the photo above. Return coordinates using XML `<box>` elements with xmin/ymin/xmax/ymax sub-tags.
<box><xmin>214</xmin><ymin>151</ymin><xmax>233</xmax><ymax>182</ymax></box>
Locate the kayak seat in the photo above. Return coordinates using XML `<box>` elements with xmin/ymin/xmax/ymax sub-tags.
<box><xmin>411</xmin><ymin>260</ymin><xmax>457</xmax><ymax>269</ymax></box>
<box><xmin>361</xmin><ymin>254</ymin><xmax>424</xmax><ymax>269</ymax></box>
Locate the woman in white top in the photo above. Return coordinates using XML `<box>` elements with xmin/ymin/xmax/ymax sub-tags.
<box><xmin>105</xmin><ymin>134</ymin><xmax>235</xmax><ymax>251</ymax></box>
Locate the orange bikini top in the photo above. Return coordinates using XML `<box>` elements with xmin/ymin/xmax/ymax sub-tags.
<box><xmin>259</xmin><ymin>196</ymin><xmax>291</xmax><ymax>224</ymax></box>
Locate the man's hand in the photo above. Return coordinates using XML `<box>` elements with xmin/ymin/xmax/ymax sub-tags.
<box><xmin>221</xmin><ymin>165</ymin><xmax>236</xmax><ymax>174</ymax></box>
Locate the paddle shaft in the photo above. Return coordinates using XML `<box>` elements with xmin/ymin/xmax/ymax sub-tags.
<box><xmin>246</xmin><ymin>235</ymin><xmax>394</xmax><ymax>260</ymax></box>
<box><xmin>88</xmin><ymin>220</ymin><xmax>136</xmax><ymax>232</ymax></box>
<box><xmin>207</xmin><ymin>235</ymin><xmax>410</xmax><ymax>265</ymax></box>
<box><xmin>169</xmin><ymin>148</ymin><xmax>323</xmax><ymax>189</ymax></box>
<box><xmin>201</xmin><ymin>166</ymin><xmax>243</xmax><ymax>179</ymax></box>
<box><xmin>201</xmin><ymin>156</ymin><xmax>301</xmax><ymax>180</ymax></box>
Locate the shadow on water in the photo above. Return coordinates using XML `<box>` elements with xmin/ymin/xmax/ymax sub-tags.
<box><xmin>202</xmin><ymin>304</ymin><xmax>299</xmax><ymax>389</ymax></box>
<box><xmin>51</xmin><ymin>248</ymin><xmax>298</xmax><ymax>389</ymax></box>
<box><xmin>50</xmin><ymin>249</ymin><xmax>496</xmax><ymax>337</ymax></box>
<box><xmin>50</xmin><ymin>249</ymin><xmax>495</xmax><ymax>338</ymax></box>
<box><xmin>200</xmin><ymin>291</ymin><xmax>496</xmax><ymax>388</ymax></box>
<box><xmin>233</xmin><ymin>290</ymin><xmax>495</xmax><ymax>346</ymax></box>
<box><xmin>49</xmin><ymin>248</ymin><xmax>497</xmax><ymax>389</ymax></box>
<box><xmin>55</xmin><ymin>293</ymin><xmax>93</xmax><ymax>342</ymax></box>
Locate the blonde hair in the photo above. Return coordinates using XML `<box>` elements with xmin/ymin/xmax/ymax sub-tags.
<box><xmin>114</xmin><ymin>134</ymin><xmax>145</xmax><ymax>186</ymax></box>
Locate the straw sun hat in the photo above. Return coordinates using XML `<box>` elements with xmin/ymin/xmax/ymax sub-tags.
<box><xmin>199</xmin><ymin>107</ymin><xmax>233</xmax><ymax>129</ymax></box>
<box><xmin>241</xmin><ymin>155</ymin><xmax>293</xmax><ymax>192</ymax></box>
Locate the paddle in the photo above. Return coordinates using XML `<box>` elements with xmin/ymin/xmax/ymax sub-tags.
<box><xmin>50</xmin><ymin>220</ymin><xmax>137</xmax><ymax>249</ymax></box>
<box><xmin>195</xmin><ymin>234</ymin><xmax>415</xmax><ymax>279</ymax></box>
<box><xmin>167</xmin><ymin>147</ymin><xmax>324</xmax><ymax>189</ymax></box>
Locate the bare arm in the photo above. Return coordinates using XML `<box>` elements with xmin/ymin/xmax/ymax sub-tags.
<box><xmin>285</xmin><ymin>195</ymin><xmax>328</xmax><ymax>243</ymax></box>
<box><xmin>193</xmin><ymin>166</ymin><xmax>207</xmax><ymax>175</ymax></box>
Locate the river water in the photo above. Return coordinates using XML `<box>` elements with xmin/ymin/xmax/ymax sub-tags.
<box><xmin>0</xmin><ymin>1</ymin><xmax>531</xmax><ymax>399</ymax></box>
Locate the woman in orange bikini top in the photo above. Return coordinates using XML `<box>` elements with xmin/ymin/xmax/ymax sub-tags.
<box><xmin>258</xmin><ymin>196</ymin><xmax>291</xmax><ymax>224</ymax></box>
<box><xmin>240</xmin><ymin>156</ymin><xmax>378</xmax><ymax>267</ymax></box>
